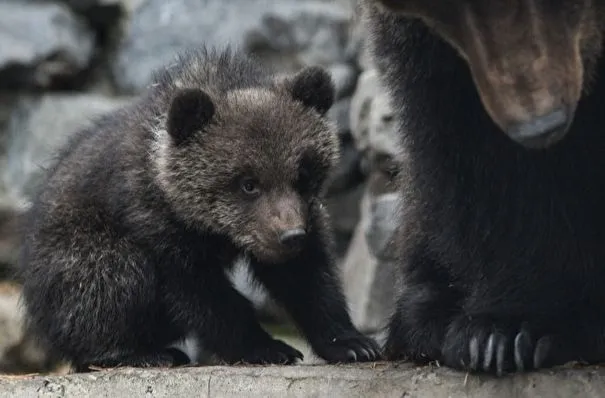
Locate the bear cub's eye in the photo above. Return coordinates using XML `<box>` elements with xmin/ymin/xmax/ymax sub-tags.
<box><xmin>240</xmin><ymin>177</ymin><xmax>261</xmax><ymax>196</ymax></box>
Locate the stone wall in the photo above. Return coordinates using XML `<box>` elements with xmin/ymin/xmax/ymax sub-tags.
<box><xmin>0</xmin><ymin>0</ymin><xmax>399</xmax><ymax>373</ymax></box>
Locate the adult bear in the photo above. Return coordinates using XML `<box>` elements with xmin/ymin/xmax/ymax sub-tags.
<box><xmin>362</xmin><ymin>0</ymin><xmax>605</xmax><ymax>375</ymax></box>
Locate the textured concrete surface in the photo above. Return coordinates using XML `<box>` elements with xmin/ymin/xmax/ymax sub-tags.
<box><xmin>1</xmin><ymin>362</ymin><xmax>605</xmax><ymax>398</ymax></box>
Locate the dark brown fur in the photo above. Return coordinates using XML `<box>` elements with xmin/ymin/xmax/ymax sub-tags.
<box><xmin>18</xmin><ymin>46</ymin><xmax>379</xmax><ymax>370</ymax></box>
<box><xmin>363</xmin><ymin>0</ymin><xmax>605</xmax><ymax>376</ymax></box>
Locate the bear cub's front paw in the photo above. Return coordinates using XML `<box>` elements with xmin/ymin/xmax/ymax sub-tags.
<box><xmin>314</xmin><ymin>330</ymin><xmax>381</xmax><ymax>363</ymax></box>
<box><xmin>235</xmin><ymin>338</ymin><xmax>304</xmax><ymax>365</ymax></box>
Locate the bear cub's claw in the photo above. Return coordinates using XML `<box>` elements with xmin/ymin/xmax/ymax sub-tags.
<box><xmin>315</xmin><ymin>331</ymin><xmax>382</xmax><ymax>363</ymax></box>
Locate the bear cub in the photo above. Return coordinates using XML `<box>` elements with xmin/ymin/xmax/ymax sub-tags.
<box><xmin>18</xmin><ymin>46</ymin><xmax>380</xmax><ymax>370</ymax></box>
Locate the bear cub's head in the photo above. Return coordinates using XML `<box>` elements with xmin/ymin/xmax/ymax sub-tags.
<box><xmin>153</xmin><ymin>66</ymin><xmax>339</xmax><ymax>264</ymax></box>
<box><xmin>368</xmin><ymin>0</ymin><xmax>605</xmax><ymax>149</ymax></box>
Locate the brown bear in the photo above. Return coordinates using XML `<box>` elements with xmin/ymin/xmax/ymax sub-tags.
<box><xmin>18</xmin><ymin>46</ymin><xmax>380</xmax><ymax>371</ymax></box>
<box><xmin>362</xmin><ymin>0</ymin><xmax>605</xmax><ymax>375</ymax></box>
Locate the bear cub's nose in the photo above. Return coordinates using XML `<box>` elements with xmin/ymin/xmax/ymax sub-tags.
<box><xmin>279</xmin><ymin>228</ymin><xmax>307</xmax><ymax>248</ymax></box>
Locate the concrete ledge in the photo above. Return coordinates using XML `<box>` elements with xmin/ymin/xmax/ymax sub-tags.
<box><xmin>1</xmin><ymin>362</ymin><xmax>604</xmax><ymax>398</ymax></box>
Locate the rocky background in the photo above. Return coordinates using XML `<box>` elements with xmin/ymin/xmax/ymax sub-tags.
<box><xmin>0</xmin><ymin>0</ymin><xmax>401</xmax><ymax>374</ymax></box>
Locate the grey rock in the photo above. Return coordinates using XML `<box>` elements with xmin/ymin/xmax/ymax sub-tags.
<box><xmin>342</xmin><ymin>195</ymin><xmax>396</xmax><ymax>332</ymax></box>
<box><xmin>327</xmin><ymin>63</ymin><xmax>358</xmax><ymax>100</ymax></box>
<box><xmin>0</xmin><ymin>1</ymin><xmax>95</xmax><ymax>89</ymax></box>
<box><xmin>350</xmin><ymin>68</ymin><xmax>401</xmax><ymax>159</ymax></box>
<box><xmin>327</xmin><ymin>98</ymin><xmax>352</xmax><ymax>136</ymax></box>
<box><xmin>350</xmin><ymin>69</ymin><xmax>379</xmax><ymax>153</ymax></box>
<box><xmin>341</xmin><ymin>176</ymin><xmax>400</xmax><ymax>333</ymax></box>
<box><xmin>245</xmin><ymin>2</ymin><xmax>351</xmax><ymax>68</ymax></box>
<box><xmin>112</xmin><ymin>0</ymin><xmax>353</xmax><ymax>93</ymax></box>
<box><xmin>0</xmin><ymin>359</ymin><xmax>603</xmax><ymax>397</ymax></box>
<box><xmin>368</xmin><ymin>93</ymin><xmax>400</xmax><ymax>158</ymax></box>
<box><xmin>349</xmin><ymin>3</ymin><xmax>374</xmax><ymax>71</ymax></box>
<box><xmin>341</xmin><ymin>68</ymin><xmax>407</xmax><ymax>331</ymax></box>
<box><xmin>1</xmin><ymin>94</ymin><xmax>133</xmax><ymax>208</ymax></box>
<box><xmin>331</xmin><ymin>68</ymin><xmax>404</xmax><ymax>334</ymax></box>
<box><xmin>365</xmin><ymin>192</ymin><xmax>399</xmax><ymax>260</ymax></box>
<box><xmin>339</xmin><ymin>155</ymin><xmax>401</xmax><ymax>332</ymax></box>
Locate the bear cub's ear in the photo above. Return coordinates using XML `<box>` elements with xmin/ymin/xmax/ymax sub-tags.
<box><xmin>167</xmin><ymin>88</ymin><xmax>215</xmax><ymax>145</ymax></box>
<box><xmin>285</xmin><ymin>66</ymin><xmax>335</xmax><ymax>116</ymax></box>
